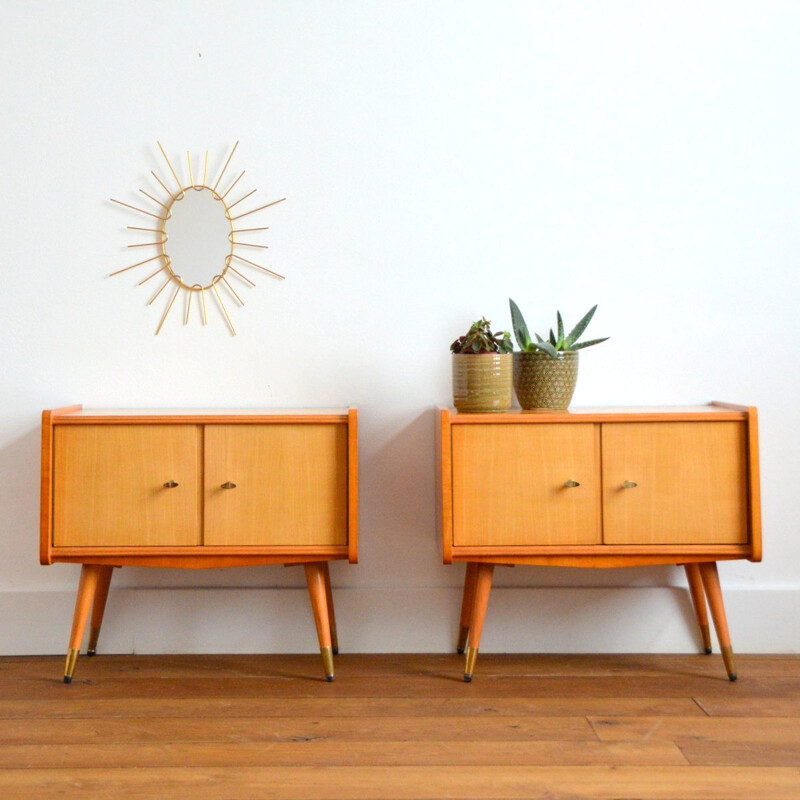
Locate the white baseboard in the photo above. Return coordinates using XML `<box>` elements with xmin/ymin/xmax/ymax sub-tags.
<box><xmin>0</xmin><ymin>586</ymin><xmax>797</xmax><ymax>656</ymax></box>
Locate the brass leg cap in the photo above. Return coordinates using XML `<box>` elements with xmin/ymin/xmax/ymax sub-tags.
<box><xmin>721</xmin><ymin>645</ymin><xmax>737</xmax><ymax>681</ymax></box>
<box><xmin>64</xmin><ymin>648</ymin><xmax>79</xmax><ymax>684</ymax></box>
<box><xmin>87</xmin><ymin>626</ymin><xmax>100</xmax><ymax>657</ymax></box>
<box><xmin>321</xmin><ymin>646</ymin><xmax>334</xmax><ymax>681</ymax></box>
<box><xmin>464</xmin><ymin>646</ymin><xmax>478</xmax><ymax>681</ymax></box>
<box><xmin>699</xmin><ymin>624</ymin><xmax>712</xmax><ymax>654</ymax></box>
<box><xmin>457</xmin><ymin>625</ymin><xmax>469</xmax><ymax>655</ymax></box>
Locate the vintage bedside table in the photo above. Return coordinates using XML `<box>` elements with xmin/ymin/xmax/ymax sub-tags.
<box><xmin>436</xmin><ymin>403</ymin><xmax>760</xmax><ymax>681</ymax></box>
<box><xmin>41</xmin><ymin>405</ymin><xmax>358</xmax><ymax>683</ymax></box>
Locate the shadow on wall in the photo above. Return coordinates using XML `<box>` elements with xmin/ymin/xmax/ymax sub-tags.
<box><xmin>0</xmin><ymin>421</ymin><xmax>46</xmax><ymax>586</ymax></box>
<box><xmin>356</xmin><ymin>406</ymin><xmax>445</xmax><ymax>587</ymax></box>
<box><xmin>497</xmin><ymin>562</ymin><xmax>681</xmax><ymax>589</ymax></box>
<box><xmin>481</xmin><ymin>584</ymin><xmax>707</xmax><ymax>654</ymax></box>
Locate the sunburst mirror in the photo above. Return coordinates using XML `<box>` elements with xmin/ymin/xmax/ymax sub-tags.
<box><xmin>110</xmin><ymin>141</ymin><xmax>285</xmax><ymax>336</ymax></box>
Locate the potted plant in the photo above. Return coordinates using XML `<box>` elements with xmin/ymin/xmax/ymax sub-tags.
<box><xmin>509</xmin><ymin>300</ymin><xmax>608</xmax><ymax>410</ymax></box>
<box><xmin>451</xmin><ymin>318</ymin><xmax>513</xmax><ymax>412</ymax></box>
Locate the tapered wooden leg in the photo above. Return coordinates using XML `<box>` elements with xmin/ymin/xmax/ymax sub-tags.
<box><xmin>457</xmin><ymin>562</ymin><xmax>478</xmax><ymax>654</ymax></box>
<box><xmin>464</xmin><ymin>563</ymin><xmax>494</xmax><ymax>682</ymax></box>
<box><xmin>321</xmin><ymin>562</ymin><xmax>338</xmax><ymax>655</ymax></box>
<box><xmin>87</xmin><ymin>566</ymin><xmax>114</xmax><ymax>656</ymax></box>
<box><xmin>64</xmin><ymin>565</ymin><xmax>103</xmax><ymax>683</ymax></box>
<box><xmin>699</xmin><ymin>561</ymin><xmax>737</xmax><ymax>681</ymax></box>
<box><xmin>684</xmin><ymin>563</ymin><xmax>712</xmax><ymax>654</ymax></box>
<box><xmin>304</xmin><ymin>563</ymin><xmax>334</xmax><ymax>681</ymax></box>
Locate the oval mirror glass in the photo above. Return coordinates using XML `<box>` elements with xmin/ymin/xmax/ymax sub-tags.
<box><xmin>164</xmin><ymin>189</ymin><xmax>231</xmax><ymax>287</ymax></box>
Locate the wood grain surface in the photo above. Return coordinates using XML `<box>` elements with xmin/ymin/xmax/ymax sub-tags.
<box><xmin>203</xmin><ymin>423</ymin><xmax>348</xmax><ymax>546</ymax></box>
<box><xmin>602</xmin><ymin>421</ymin><xmax>748</xmax><ymax>545</ymax></box>
<box><xmin>53</xmin><ymin>425</ymin><xmax>202</xmax><ymax>547</ymax></box>
<box><xmin>452</xmin><ymin>423</ymin><xmax>602</xmax><ymax>546</ymax></box>
<box><xmin>0</xmin><ymin>654</ymin><xmax>797</xmax><ymax>799</ymax></box>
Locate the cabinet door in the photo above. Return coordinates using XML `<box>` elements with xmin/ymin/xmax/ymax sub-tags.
<box><xmin>451</xmin><ymin>424</ymin><xmax>601</xmax><ymax>547</ymax></box>
<box><xmin>204</xmin><ymin>424</ymin><xmax>348</xmax><ymax>546</ymax></box>
<box><xmin>53</xmin><ymin>425</ymin><xmax>202</xmax><ymax>547</ymax></box>
<box><xmin>602</xmin><ymin>422</ymin><xmax>748</xmax><ymax>545</ymax></box>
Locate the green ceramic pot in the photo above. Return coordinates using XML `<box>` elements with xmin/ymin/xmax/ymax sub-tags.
<box><xmin>513</xmin><ymin>350</ymin><xmax>579</xmax><ymax>411</ymax></box>
<box><xmin>452</xmin><ymin>353</ymin><xmax>512</xmax><ymax>413</ymax></box>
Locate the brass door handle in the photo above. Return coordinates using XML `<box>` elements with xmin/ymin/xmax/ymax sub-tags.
<box><xmin>163</xmin><ymin>481</ymin><xmax>179</xmax><ymax>488</ymax></box>
<box><xmin>564</xmin><ymin>480</ymin><xmax>580</xmax><ymax>488</ymax></box>
<box><xmin>622</xmin><ymin>480</ymin><xmax>638</xmax><ymax>489</ymax></box>
<box><xmin>221</xmin><ymin>482</ymin><xmax>237</xmax><ymax>489</ymax></box>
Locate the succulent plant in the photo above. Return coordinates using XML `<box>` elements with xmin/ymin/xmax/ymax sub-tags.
<box><xmin>451</xmin><ymin>317</ymin><xmax>513</xmax><ymax>354</ymax></box>
<box><xmin>509</xmin><ymin>299</ymin><xmax>608</xmax><ymax>358</ymax></box>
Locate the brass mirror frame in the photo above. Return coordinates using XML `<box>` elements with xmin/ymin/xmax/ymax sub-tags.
<box><xmin>110</xmin><ymin>141</ymin><xmax>285</xmax><ymax>336</ymax></box>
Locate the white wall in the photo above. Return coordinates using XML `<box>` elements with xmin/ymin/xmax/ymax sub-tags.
<box><xmin>1</xmin><ymin>0</ymin><xmax>798</xmax><ymax>655</ymax></box>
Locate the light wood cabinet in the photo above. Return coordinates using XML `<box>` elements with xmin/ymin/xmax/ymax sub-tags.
<box><xmin>600</xmin><ymin>421</ymin><xmax>748</xmax><ymax>545</ymax></box>
<box><xmin>41</xmin><ymin>406</ymin><xmax>358</xmax><ymax>684</ymax></box>
<box><xmin>437</xmin><ymin>403</ymin><xmax>761</xmax><ymax>682</ymax></box>
<box><xmin>53</xmin><ymin>425</ymin><xmax>202</xmax><ymax>548</ymax></box>
<box><xmin>451</xmin><ymin>423</ymin><xmax>601</xmax><ymax>547</ymax></box>
<box><xmin>203</xmin><ymin>424</ymin><xmax>348</xmax><ymax>547</ymax></box>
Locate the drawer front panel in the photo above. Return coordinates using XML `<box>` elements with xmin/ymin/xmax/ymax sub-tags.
<box><xmin>53</xmin><ymin>425</ymin><xmax>202</xmax><ymax>547</ymax></box>
<box><xmin>451</xmin><ymin>424</ymin><xmax>601</xmax><ymax>546</ymax></box>
<box><xmin>602</xmin><ymin>421</ymin><xmax>748</xmax><ymax>545</ymax></box>
<box><xmin>204</xmin><ymin>424</ymin><xmax>348</xmax><ymax>546</ymax></box>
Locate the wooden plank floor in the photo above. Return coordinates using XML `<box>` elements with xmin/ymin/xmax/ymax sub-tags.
<box><xmin>0</xmin><ymin>654</ymin><xmax>798</xmax><ymax>799</ymax></box>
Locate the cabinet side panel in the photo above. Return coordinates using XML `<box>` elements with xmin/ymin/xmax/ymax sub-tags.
<box><xmin>746</xmin><ymin>408</ymin><xmax>762</xmax><ymax>561</ymax></box>
<box><xmin>347</xmin><ymin>408</ymin><xmax>359</xmax><ymax>563</ymax></box>
<box><xmin>204</xmin><ymin>424</ymin><xmax>348</xmax><ymax>546</ymax></box>
<box><xmin>41</xmin><ymin>406</ymin><xmax>82</xmax><ymax>563</ymax></box>
<box><xmin>53</xmin><ymin>425</ymin><xmax>202</xmax><ymax>547</ymax></box>
<box><xmin>437</xmin><ymin>409</ymin><xmax>453</xmax><ymax>563</ymax></box>
<box><xmin>452</xmin><ymin>423</ymin><xmax>601</xmax><ymax>547</ymax></box>
<box><xmin>40</xmin><ymin>411</ymin><xmax>54</xmax><ymax>564</ymax></box>
<box><xmin>602</xmin><ymin>421</ymin><xmax>748</xmax><ymax>545</ymax></box>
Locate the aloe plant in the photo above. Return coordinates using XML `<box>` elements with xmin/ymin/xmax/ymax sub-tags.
<box><xmin>509</xmin><ymin>299</ymin><xmax>608</xmax><ymax>358</ymax></box>
<box><xmin>451</xmin><ymin>318</ymin><xmax>513</xmax><ymax>354</ymax></box>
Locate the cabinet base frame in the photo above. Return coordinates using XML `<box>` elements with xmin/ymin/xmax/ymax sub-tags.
<box><xmin>50</xmin><ymin>553</ymin><xmax>348</xmax><ymax>569</ymax></box>
<box><xmin>452</xmin><ymin>552</ymin><xmax>749</xmax><ymax>569</ymax></box>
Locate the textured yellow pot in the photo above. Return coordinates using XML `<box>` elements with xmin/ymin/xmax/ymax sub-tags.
<box><xmin>513</xmin><ymin>350</ymin><xmax>579</xmax><ymax>411</ymax></box>
<box><xmin>452</xmin><ymin>353</ymin><xmax>512</xmax><ymax>413</ymax></box>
